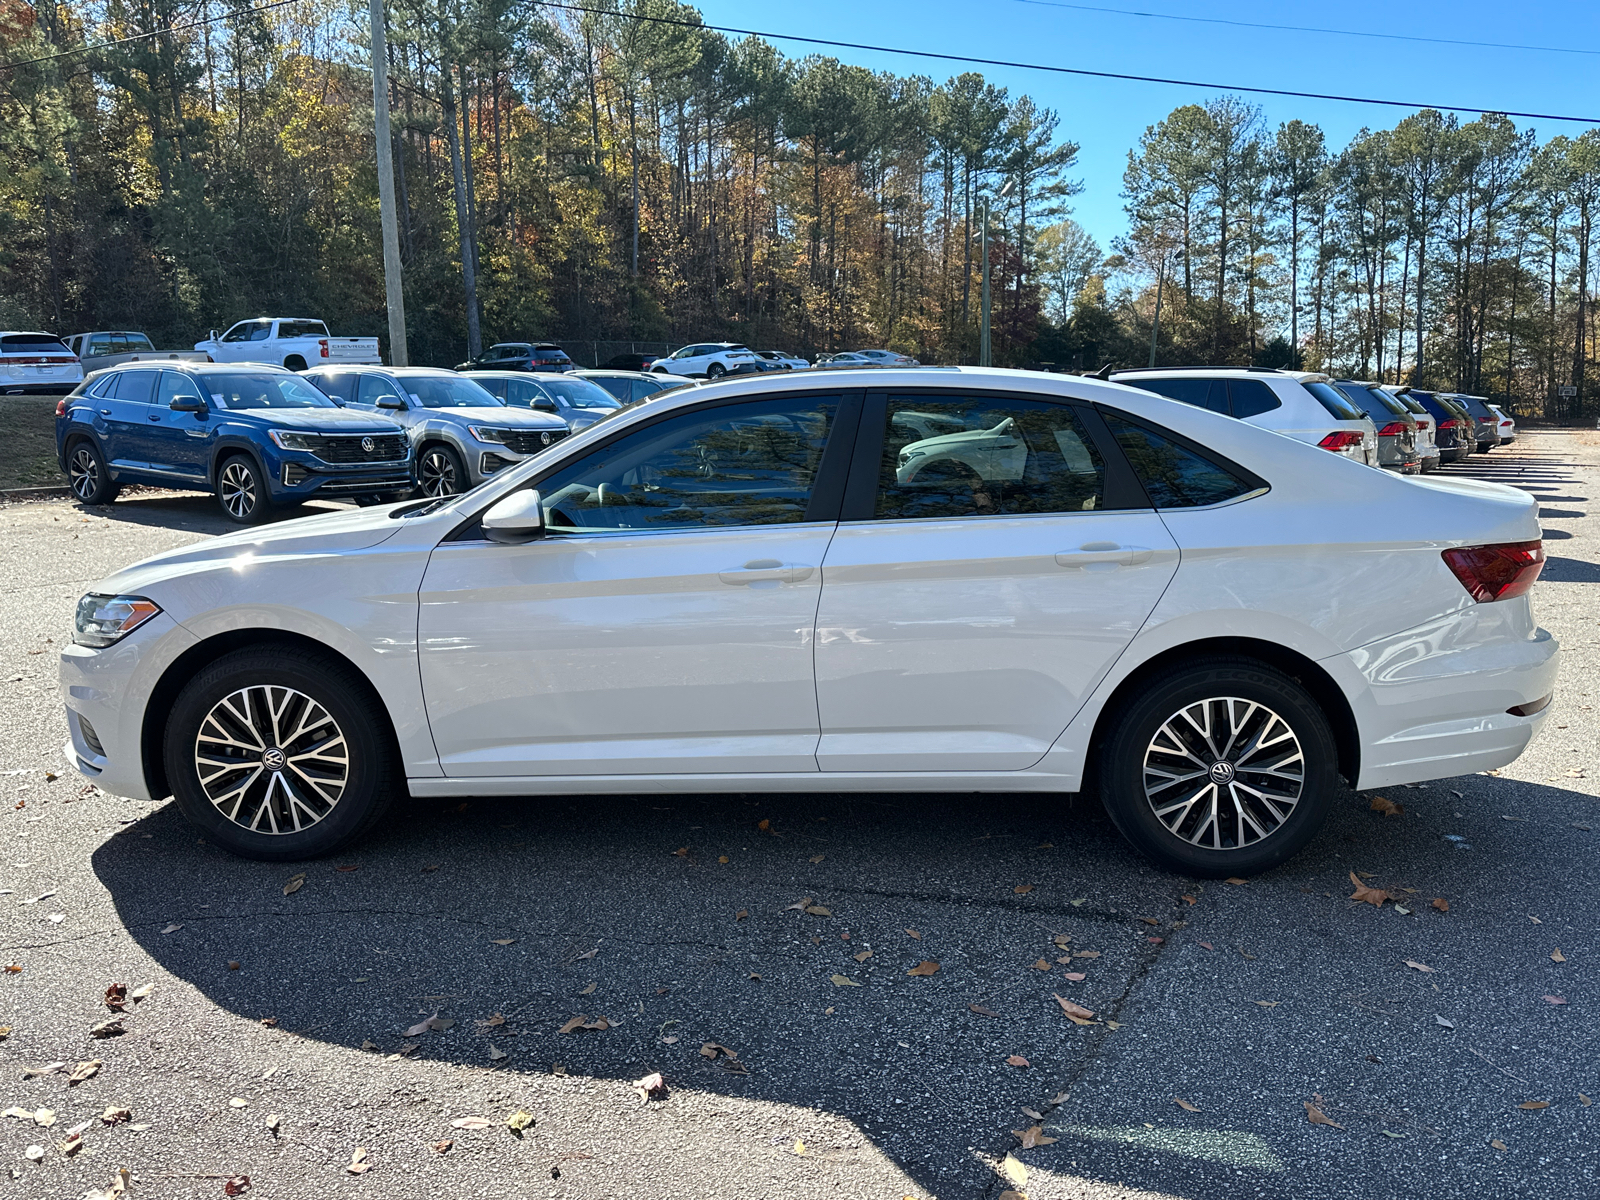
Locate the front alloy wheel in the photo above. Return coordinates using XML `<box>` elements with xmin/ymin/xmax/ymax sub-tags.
<box><xmin>194</xmin><ymin>685</ymin><xmax>350</xmax><ymax>834</ymax></box>
<box><xmin>1099</xmin><ymin>658</ymin><xmax>1338</xmax><ymax>876</ymax></box>
<box><xmin>217</xmin><ymin>456</ymin><xmax>269</xmax><ymax>523</ymax></box>
<box><xmin>418</xmin><ymin>445</ymin><xmax>464</xmax><ymax>497</ymax></box>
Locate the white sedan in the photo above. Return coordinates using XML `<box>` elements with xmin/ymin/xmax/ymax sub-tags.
<box><xmin>60</xmin><ymin>368</ymin><xmax>1557</xmax><ymax>876</ymax></box>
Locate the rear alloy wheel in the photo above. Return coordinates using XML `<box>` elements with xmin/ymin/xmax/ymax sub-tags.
<box><xmin>67</xmin><ymin>440</ymin><xmax>120</xmax><ymax>506</ymax></box>
<box><xmin>1099</xmin><ymin>659</ymin><xmax>1338</xmax><ymax>877</ymax></box>
<box><xmin>164</xmin><ymin>647</ymin><xmax>397</xmax><ymax>860</ymax></box>
<box><xmin>417</xmin><ymin>444</ymin><xmax>466</xmax><ymax>497</ymax></box>
<box><xmin>706</xmin><ymin>362</ymin><xmax>726</xmax><ymax>379</ymax></box>
<box><xmin>216</xmin><ymin>455</ymin><xmax>271</xmax><ymax>523</ymax></box>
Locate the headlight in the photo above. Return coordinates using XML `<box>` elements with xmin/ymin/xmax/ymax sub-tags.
<box><xmin>467</xmin><ymin>426</ymin><xmax>508</xmax><ymax>444</ymax></box>
<box><xmin>268</xmin><ymin>430</ymin><xmax>321</xmax><ymax>451</ymax></box>
<box><xmin>74</xmin><ymin>594</ymin><xmax>161</xmax><ymax>647</ymax></box>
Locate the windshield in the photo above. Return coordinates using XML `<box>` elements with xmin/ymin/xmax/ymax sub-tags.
<box><xmin>208</xmin><ymin>373</ymin><xmax>339</xmax><ymax>409</ymax></box>
<box><xmin>403</xmin><ymin>376</ymin><xmax>502</xmax><ymax>408</ymax></box>
<box><xmin>536</xmin><ymin>377</ymin><xmax>621</xmax><ymax>409</ymax></box>
<box><xmin>1302</xmin><ymin>381</ymin><xmax>1367</xmax><ymax>421</ymax></box>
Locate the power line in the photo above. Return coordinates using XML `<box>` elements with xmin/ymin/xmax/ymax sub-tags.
<box><xmin>0</xmin><ymin>0</ymin><xmax>303</xmax><ymax>72</ymax></box>
<box><xmin>1009</xmin><ymin>0</ymin><xmax>1600</xmax><ymax>59</ymax></box>
<box><xmin>544</xmin><ymin>2</ymin><xmax>1600</xmax><ymax>125</ymax></box>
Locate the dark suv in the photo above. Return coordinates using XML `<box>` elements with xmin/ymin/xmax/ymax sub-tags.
<box><xmin>1406</xmin><ymin>390</ymin><xmax>1473</xmax><ymax>462</ymax></box>
<box><xmin>454</xmin><ymin>342</ymin><xmax>573</xmax><ymax>373</ymax></box>
<box><xmin>56</xmin><ymin>363</ymin><xmax>413</xmax><ymax>522</ymax></box>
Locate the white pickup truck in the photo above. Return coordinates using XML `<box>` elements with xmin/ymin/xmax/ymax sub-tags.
<box><xmin>194</xmin><ymin>318</ymin><xmax>382</xmax><ymax>370</ymax></box>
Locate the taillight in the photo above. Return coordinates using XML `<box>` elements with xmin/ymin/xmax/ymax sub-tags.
<box><xmin>1437</xmin><ymin>418</ymin><xmax>1458</xmax><ymax>430</ymax></box>
<box><xmin>319</xmin><ymin>339</ymin><xmax>329</xmax><ymax>358</ymax></box>
<box><xmin>55</xmin><ymin>398</ymin><xmax>67</xmax><ymax>417</ymax></box>
<box><xmin>1318</xmin><ymin>430</ymin><xmax>1365</xmax><ymax>452</ymax></box>
<box><xmin>1377</xmin><ymin>421</ymin><xmax>1408</xmax><ymax>436</ymax></box>
<box><xmin>1442</xmin><ymin>540</ymin><xmax>1544</xmax><ymax>603</ymax></box>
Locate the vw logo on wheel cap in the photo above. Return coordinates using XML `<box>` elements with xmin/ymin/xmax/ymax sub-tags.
<box><xmin>1208</xmin><ymin>760</ymin><xmax>1237</xmax><ymax>785</ymax></box>
<box><xmin>261</xmin><ymin>747</ymin><xmax>287</xmax><ymax>771</ymax></box>
<box><xmin>361</xmin><ymin>436</ymin><xmax>375</xmax><ymax>453</ymax></box>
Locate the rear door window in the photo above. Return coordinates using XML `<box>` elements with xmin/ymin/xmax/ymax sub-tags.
<box><xmin>277</xmin><ymin>321</ymin><xmax>328</xmax><ymax>340</ymax></box>
<box><xmin>112</xmin><ymin>369</ymin><xmax>158</xmax><ymax>405</ymax></box>
<box><xmin>1102</xmin><ymin>413</ymin><xmax>1261</xmax><ymax>509</ymax></box>
<box><xmin>1126</xmin><ymin>377</ymin><xmax>1227</xmax><ymax>415</ymax></box>
<box><xmin>310</xmin><ymin>372</ymin><xmax>357</xmax><ymax>403</ymax></box>
<box><xmin>1227</xmin><ymin>379</ymin><xmax>1281</xmax><ymax>418</ymax></box>
<box><xmin>356</xmin><ymin>374</ymin><xmax>403</xmax><ymax>407</ymax></box>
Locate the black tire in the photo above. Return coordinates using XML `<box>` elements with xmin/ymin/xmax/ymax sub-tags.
<box><xmin>706</xmin><ymin>362</ymin><xmax>726</xmax><ymax>379</ymax></box>
<box><xmin>417</xmin><ymin>443</ymin><xmax>467</xmax><ymax>497</ymax></box>
<box><xmin>1098</xmin><ymin>657</ymin><xmax>1339</xmax><ymax>877</ymax></box>
<box><xmin>216</xmin><ymin>454</ymin><xmax>272</xmax><ymax>524</ymax></box>
<box><xmin>66</xmin><ymin>439</ymin><xmax>120</xmax><ymax>506</ymax></box>
<box><xmin>283</xmin><ymin>355</ymin><xmax>308</xmax><ymax>372</ymax></box>
<box><xmin>163</xmin><ymin>647</ymin><xmax>398</xmax><ymax>861</ymax></box>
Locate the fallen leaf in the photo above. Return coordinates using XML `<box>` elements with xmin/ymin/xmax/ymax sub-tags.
<box><xmin>1012</xmin><ymin>1123</ymin><xmax>1058</xmax><ymax>1148</ymax></box>
<box><xmin>431</xmin><ymin>1140</ymin><xmax>453</xmax><ymax>1154</ymax></box>
<box><xmin>804</xmin><ymin>905</ymin><xmax>832</xmax><ymax>917</ymax></box>
<box><xmin>1175</xmin><ymin>1097</ymin><xmax>1201</xmax><ymax>1112</ymax></box>
<box><xmin>1304</xmin><ymin>1101</ymin><xmax>1344</xmax><ymax>1129</ymax></box>
<box><xmin>1551</xmin><ymin>948</ymin><xmax>1566</xmax><ymax>963</ymax></box>
<box><xmin>792</xmin><ymin>1139</ymin><xmax>805</xmax><ymax>1155</ymax></box>
<box><xmin>968</xmin><ymin>1003</ymin><xmax>1001</xmax><ymax>1017</ymax></box>
<box><xmin>1182</xmin><ymin>894</ymin><xmax>1197</xmax><ymax>905</ymax></box>
<box><xmin>265</xmin><ymin>1114</ymin><xmax>280</xmax><ymax>1132</ymax></box>
<box><xmin>1518</xmin><ymin>1100</ymin><xmax>1550</xmax><ymax>1110</ymax></box>
<box><xmin>66</xmin><ymin>1060</ymin><xmax>101</xmax><ymax>1085</ymax></box>
<box><xmin>1053</xmin><ymin>994</ymin><xmax>1096</xmax><ymax>1024</ymax></box>
<box><xmin>229</xmin><ymin>1097</ymin><xmax>249</xmax><ymax>1108</ymax></box>
<box><xmin>451</xmin><ymin>1117</ymin><xmax>493</xmax><ymax>1129</ymax></box>
<box><xmin>1014</xmin><ymin>884</ymin><xmax>1034</xmax><ymax>894</ymax></box>
<box><xmin>282</xmin><ymin>874</ymin><xmax>305</xmax><ymax>895</ymax></box>
<box><xmin>1225</xmin><ymin>877</ymin><xmax>1249</xmax><ymax>885</ymax></box>
<box><xmin>1348</xmin><ymin>871</ymin><xmax>1389</xmax><ymax>907</ymax></box>
<box><xmin>1432</xmin><ymin>898</ymin><xmax>1450</xmax><ymax>912</ymax></box>
<box><xmin>579</xmin><ymin>982</ymin><xmax>596</xmax><ymax>996</ymax></box>
<box><xmin>1394</xmin><ymin>905</ymin><xmax>1412</xmax><ymax>915</ymax></box>
<box><xmin>1370</xmin><ymin>795</ymin><xmax>1404</xmax><ymax>817</ymax></box>
<box><xmin>718</xmin><ymin>855</ymin><xmax>729</xmax><ymax>864</ymax></box>
<box><xmin>757</xmin><ymin>819</ymin><xmax>771</xmax><ymax>832</ymax></box>
<box><xmin>223</xmin><ymin>1176</ymin><xmax>251</xmax><ymax>1196</ymax></box>
<box><xmin>336</xmin><ymin>864</ymin><xmax>359</xmax><ymax>872</ymax></box>
<box><xmin>1063</xmin><ymin>971</ymin><xmax>1086</xmax><ymax>981</ymax></box>
<box><xmin>1255</xmin><ymin>1000</ymin><xmax>1280</xmax><ymax>1008</ymax></box>
<box><xmin>361</xmin><ymin>1039</ymin><xmax>380</xmax><ymax>1051</ymax></box>
<box><xmin>1198</xmin><ymin>941</ymin><xmax>1214</xmax><ymax>951</ymax></box>
<box><xmin>673</xmin><ymin>847</ymin><xmax>689</xmax><ymax>857</ymax></box>
<box><xmin>631</xmin><ymin>1071</ymin><xmax>667</xmax><ymax>1103</ymax></box>
<box><xmin>1436</xmin><ymin>1014</ymin><xmax>1457</xmax><ymax>1029</ymax></box>
<box><xmin>104</xmin><ymin>983</ymin><xmax>128</xmax><ymax>1011</ymax></box>
<box><xmin>810</xmin><ymin>854</ymin><xmax>825</xmax><ymax>864</ymax></box>
<box><xmin>130</xmin><ymin>983</ymin><xmax>154</xmax><ymax>1001</ymax></box>
<box><xmin>1491</xmin><ymin>1138</ymin><xmax>1508</xmax><ymax>1151</ymax></box>
<box><xmin>346</xmin><ymin>1147</ymin><xmax>370</xmax><ymax>1174</ymax></box>
<box><xmin>558</xmin><ymin>1015</ymin><xmax>609</xmax><ymax>1033</ymax></box>
<box><xmin>1032</xmin><ymin>958</ymin><xmax>1051</xmax><ymax>971</ymax></box>
<box><xmin>228</xmin><ymin>960</ymin><xmax>241</xmax><ymax>970</ymax></box>
<box><xmin>1405</xmin><ymin>960</ymin><xmax>1436</xmax><ymax>973</ymax></box>
<box><xmin>59</xmin><ymin>1133</ymin><xmax>84</xmax><ymax>1156</ymax></box>
<box><xmin>88</xmin><ymin>1019</ymin><xmax>125</xmax><ymax>1039</ymax></box>
<box><xmin>830</xmin><ymin>974</ymin><xmax>861</xmax><ymax>987</ymax></box>
<box><xmin>32</xmin><ymin>1108</ymin><xmax>55</xmax><ymax>1127</ymax></box>
<box><xmin>1049</xmin><ymin>1091</ymin><xmax>1068</xmax><ymax>1104</ymax></box>
<box><xmin>1002</xmin><ymin>1152</ymin><xmax>1028</xmax><ymax>1188</ymax></box>
<box><xmin>488</xmin><ymin>1046</ymin><xmax>508</xmax><ymax>1061</ymax></box>
<box><xmin>18</xmin><ymin>1063</ymin><xmax>65</xmax><ymax>1080</ymax></box>
<box><xmin>1021</xmin><ymin>1107</ymin><xmax>1044</xmax><ymax>1120</ymax></box>
<box><xmin>506</xmin><ymin>1110</ymin><xmax>535</xmax><ymax>1133</ymax></box>
<box><xmin>160</xmin><ymin>923</ymin><xmax>182</xmax><ymax>934</ymax></box>
<box><xmin>1545</xmin><ymin>993</ymin><xmax>1569</xmax><ymax>1004</ymax></box>
<box><xmin>906</xmin><ymin>960</ymin><xmax>940</xmax><ymax>976</ymax></box>
<box><xmin>854</xmin><ymin>950</ymin><xmax>872</xmax><ymax>962</ymax></box>
<box><xmin>1529</xmin><ymin>915</ymin><xmax>1542</xmax><ymax>924</ymax></box>
<box><xmin>735</xmin><ymin>909</ymin><xmax>748</xmax><ymax>921</ymax></box>
<box><xmin>477</xmin><ymin>1013</ymin><xmax>506</xmax><ymax>1028</ymax></box>
<box><xmin>1073</xmin><ymin>950</ymin><xmax>1101</xmax><ymax>959</ymax></box>
<box><xmin>700</xmin><ymin>1042</ymin><xmax>738</xmax><ymax>1061</ymax></box>
<box><xmin>1138</xmin><ymin>917</ymin><xmax>1160</xmax><ymax>926</ymax></box>
<box><xmin>1580</xmin><ymin>1094</ymin><xmax>1592</xmax><ymax>1107</ymax></box>
<box><xmin>99</xmin><ymin>1107</ymin><xmax>130</xmax><ymax>1125</ymax></box>
<box><xmin>785</xmin><ymin>897</ymin><xmax>814</xmax><ymax>912</ymax></box>
<box><xmin>490</xmin><ymin>938</ymin><xmax>516</xmax><ymax>945</ymax></box>
<box><xmin>1006</xmin><ymin>1055</ymin><xmax>1030</xmax><ymax>1067</ymax></box>
<box><xmin>905</xmin><ymin>928</ymin><xmax>921</xmax><ymax>940</ymax></box>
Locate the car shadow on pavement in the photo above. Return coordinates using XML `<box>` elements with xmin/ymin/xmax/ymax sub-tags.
<box><xmin>77</xmin><ymin>491</ymin><xmax>357</xmax><ymax>536</ymax></box>
<box><xmin>1541</xmin><ymin>556</ymin><xmax>1600</xmax><ymax>583</ymax></box>
<box><xmin>87</xmin><ymin>771</ymin><xmax>1597</xmax><ymax>1199</ymax></box>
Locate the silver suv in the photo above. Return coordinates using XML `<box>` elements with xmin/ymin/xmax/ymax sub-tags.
<box><xmin>1109</xmin><ymin>367</ymin><xmax>1379</xmax><ymax>467</ymax></box>
<box><xmin>302</xmin><ymin>366</ymin><xmax>570</xmax><ymax>496</ymax></box>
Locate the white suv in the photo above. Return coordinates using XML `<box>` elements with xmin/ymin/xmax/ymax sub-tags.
<box><xmin>652</xmin><ymin>342</ymin><xmax>765</xmax><ymax>379</ymax></box>
<box><xmin>1110</xmin><ymin>368</ymin><xmax>1379</xmax><ymax>467</ymax></box>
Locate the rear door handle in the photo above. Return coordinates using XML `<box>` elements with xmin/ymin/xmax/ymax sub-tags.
<box><xmin>1055</xmin><ymin>542</ymin><xmax>1154</xmax><ymax>569</ymax></box>
<box><xmin>718</xmin><ymin>559</ymin><xmax>815</xmax><ymax>585</ymax></box>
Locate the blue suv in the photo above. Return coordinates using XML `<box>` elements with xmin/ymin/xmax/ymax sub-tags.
<box><xmin>56</xmin><ymin>363</ymin><xmax>414</xmax><ymax>523</ymax></box>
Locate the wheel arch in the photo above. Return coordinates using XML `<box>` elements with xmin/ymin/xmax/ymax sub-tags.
<box><xmin>1086</xmin><ymin>636</ymin><xmax>1360</xmax><ymax>788</ymax></box>
<box><xmin>139</xmin><ymin>628</ymin><xmax>402</xmax><ymax>803</ymax></box>
<box><xmin>283</xmin><ymin>354</ymin><xmax>308</xmax><ymax>372</ymax></box>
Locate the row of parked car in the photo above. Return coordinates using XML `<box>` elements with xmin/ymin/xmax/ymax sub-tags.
<box><xmin>458</xmin><ymin>341</ymin><xmax>918</xmax><ymax>377</ymax></box>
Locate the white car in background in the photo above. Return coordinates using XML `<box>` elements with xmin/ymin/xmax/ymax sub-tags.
<box><xmin>756</xmin><ymin>350</ymin><xmax>810</xmax><ymax>370</ymax></box>
<box><xmin>855</xmin><ymin>348</ymin><xmax>921</xmax><ymax>367</ymax></box>
<box><xmin>196</xmin><ymin>318</ymin><xmax>381</xmax><ymax>372</ymax></box>
<box><xmin>1111</xmin><ymin>367</ymin><xmax>1380</xmax><ymax>467</ymax></box>
<box><xmin>63</xmin><ymin>368</ymin><xmax>1556</xmax><ymax>879</ymax></box>
<box><xmin>2</xmin><ymin>331</ymin><xmax>82</xmax><ymax>394</ymax></box>
<box><xmin>652</xmin><ymin>342</ymin><xmax>765</xmax><ymax>379</ymax></box>
<box><xmin>1489</xmin><ymin>404</ymin><xmax>1517</xmax><ymax>444</ymax></box>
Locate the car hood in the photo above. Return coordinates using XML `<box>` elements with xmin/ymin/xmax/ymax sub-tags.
<box><xmin>426</xmin><ymin>406</ymin><xmax>568</xmax><ymax>429</ymax></box>
<box><xmin>95</xmin><ymin>504</ymin><xmax>408</xmax><ymax>597</ymax></box>
<box><xmin>222</xmin><ymin>408</ymin><xmax>404</xmax><ymax>433</ymax></box>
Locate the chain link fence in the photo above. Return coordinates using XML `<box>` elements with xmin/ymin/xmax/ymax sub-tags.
<box><xmin>560</xmin><ymin>340</ymin><xmax>678</xmax><ymax>368</ymax></box>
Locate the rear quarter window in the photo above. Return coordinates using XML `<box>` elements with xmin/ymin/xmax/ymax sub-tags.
<box><xmin>277</xmin><ymin>321</ymin><xmax>329</xmax><ymax>340</ymax></box>
<box><xmin>1102</xmin><ymin>412</ymin><xmax>1262</xmax><ymax>509</ymax></box>
<box><xmin>1302</xmin><ymin>382</ymin><xmax>1367</xmax><ymax>422</ymax></box>
<box><xmin>1123</xmin><ymin>377</ymin><xmax>1227</xmax><ymax>414</ymax></box>
<box><xmin>1227</xmin><ymin>379</ymin><xmax>1282</xmax><ymax>419</ymax></box>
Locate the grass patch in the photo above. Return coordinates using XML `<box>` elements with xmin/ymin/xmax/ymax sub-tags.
<box><xmin>0</xmin><ymin>396</ymin><xmax>67</xmax><ymax>490</ymax></box>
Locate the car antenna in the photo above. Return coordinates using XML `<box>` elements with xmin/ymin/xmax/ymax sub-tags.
<box><xmin>1089</xmin><ymin>362</ymin><xmax>1117</xmax><ymax>380</ymax></box>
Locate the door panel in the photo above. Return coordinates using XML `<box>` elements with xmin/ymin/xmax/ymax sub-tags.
<box><xmin>144</xmin><ymin>371</ymin><xmax>211</xmax><ymax>481</ymax></box>
<box><xmin>814</xmin><ymin>391</ymin><xmax>1178</xmax><ymax>772</ymax></box>
<box><xmin>104</xmin><ymin>369</ymin><xmax>159</xmax><ymax>471</ymax></box>
<box><xmin>420</xmin><ymin>525</ymin><xmax>835</xmax><ymax>775</ymax></box>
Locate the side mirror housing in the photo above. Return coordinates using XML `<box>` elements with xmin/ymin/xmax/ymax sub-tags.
<box><xmin>208</xmin><ymin>329</ymin><xmax>218</xmax><ymax>341</ymax></box>
<box><xmin>377</xmin><ymin>398</ymin><xmax>405</xmax><ymax>411</ymax></box>
<box><xmin>482</xmin><ymin>489</ymin><xmax>545</xmax><ymax>544</ymax></box>
<box><xmin>532</xmin><ymin>397</ymin><xmax>557</xmax><ymax>412</ymax></box>
<box><xmin>168</xmin><ymin>396</ymin><xmax>206</xmax><ymax>413</ymax></box>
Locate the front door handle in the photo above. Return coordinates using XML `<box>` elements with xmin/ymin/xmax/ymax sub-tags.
<box><xmin>147</xmin><ymin>413</ymin><xmax>161</xmax><ymax>422</ymax></box>
<box><xmin>1055</xmin><ymin>542</ymin><xmax>1155</xmax><ymax>569</ymax></box>
<box><xmin>718</xmin><ymin>559</ymin><xmax>815</xmax><ymax>585</ymax></box>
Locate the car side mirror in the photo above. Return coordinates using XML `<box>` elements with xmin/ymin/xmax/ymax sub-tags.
<box><xmin>168</xmin><ymin>396</ymin><xmax>206</xmax><ymax>413</ymax></box>
<box><xmin>377</xmin><ymin>398</ymin><xmax>404</xmax><ymax>411</ymax></box>
<box><xmin>482</xmin><ymin>489</ymin><xmax>545</xmax><ymax>544</ymax></box>
<box><xmin>532</xmin><ymin>397</ymin><xmax>557</xmax><ymax>412</ymax></box>
<box><xmin>208</xmin><ymin>329</ymin><xmax>218</xmax><ymax>341</ymax></box>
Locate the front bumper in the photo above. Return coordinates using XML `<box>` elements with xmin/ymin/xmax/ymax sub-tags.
<box><xmin>273</xmin><ymin>455</ymin><xmax>415</xmax><ymax>500</ymax></box>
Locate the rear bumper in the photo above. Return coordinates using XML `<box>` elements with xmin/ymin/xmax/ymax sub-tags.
<box><xmin>1327</xmin><ymin>603</ymin><xmax>1560</xmax><ymax>789</ymax></box>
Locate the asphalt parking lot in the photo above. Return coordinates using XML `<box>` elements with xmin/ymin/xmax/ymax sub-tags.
<box><xmin>1</xmin><ymin>432</ymin><xmax>1595</xmax><ymax>1200</ymax></box>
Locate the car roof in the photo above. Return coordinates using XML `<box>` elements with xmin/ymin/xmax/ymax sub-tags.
<box><xmin>92</xmin><ymin>361</ymin><xmax>293</xmax><ymax>375</ymax></box>
<box><xmin>309</xmin><ymin>365</ymin><xmax>453</xmax><ymax>376</ymax></box>
<box><xmin>1</xmin><ymin>330</ymin><xmax>66</xmax><ymax>339</ymax></box>
<box><xmin>572</xmin><ymin>369</ymin><xmax>657</xmax><ymax>380</ymax></box>
<box><xmin>1112</xmin><ymin>366</ymin><xmax>1331</xmax><ymax>383</ymax></box>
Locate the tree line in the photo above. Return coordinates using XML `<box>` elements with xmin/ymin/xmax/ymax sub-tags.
<box><xmin>2</xmin><ymin>0</ymin><xmax>1596</xmax><ymax>415</ymax></box>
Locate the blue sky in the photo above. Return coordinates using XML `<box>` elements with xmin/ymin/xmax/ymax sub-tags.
<box><xmin>695</xmin><ymin>0</ymin><xmax>1600</xmax><ymax>254</ymax></box>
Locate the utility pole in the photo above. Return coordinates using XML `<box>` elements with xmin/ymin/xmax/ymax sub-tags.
<box><xmin>979</xmin><ymin>179</ymin><xmax>1014</xmax><ymax>368</ymax></box>
<box><xmin>1148</xmin><ymin>246</ymin><xmax>1181</xmax><ymax>367</ymax></box>
<box><xmin>370</xmin><ymin>0</ymin><xmax>408</xmax><ymax>366</ymax></box>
